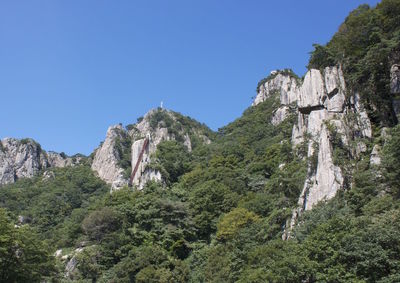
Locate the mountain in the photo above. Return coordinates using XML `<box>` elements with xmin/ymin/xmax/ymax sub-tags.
<box><xmin>0</xmin><ymin>0</ymin><xmax>400</xmax><ymax>282</ymax></box>
<box><xmin>91</xmin><ymin>108</ymin><xmax>213</xmax><ymax>190</ymax></box>
<box><xmin>0</xmin><ymin>137</ymin><xmax>83</xmax><ymax>185</ymax></box>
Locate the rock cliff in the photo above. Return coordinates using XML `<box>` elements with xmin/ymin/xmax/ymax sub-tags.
<box><xmin>91</xmin><ymin>108</ymin><xmax>212</xmax><ymax>191</ymax></box>
<box><xmin>254</xmin><ymin>65</ymin><xmax>378</xmax><ymax>235</ymax></box>
<box><xmin>253</xmin><ymin>69</ymin><xmax>299</xmax><ymax>125</ymax></box>
<box><xmin>91</xmin><ymin>125</ymin><xmax>129</xmax><ymax>190</ymax></box>
<box><xmin>0</xmin><ymin>138</ymin><xmax>81</xmax><ymax>186</ymax></box>
<box><xmin>391</xmin><ymin>64</ymin><xmax>400</xmax><ymax>120</ymax></box>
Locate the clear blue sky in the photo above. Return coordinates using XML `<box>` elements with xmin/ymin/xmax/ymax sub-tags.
<box><xmin>0</xmin><ymin>0</ymin><xmax>380</xmax><ymax>155</ymax></box>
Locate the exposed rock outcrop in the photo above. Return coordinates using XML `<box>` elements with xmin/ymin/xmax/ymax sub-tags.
<box><xmin>271</xmin><ymin>106</ymin><xmax>290</xmax><ymax>126</ymax></box>
<box><xmin>391</xmin><ymin>64</ymin><xmax>400</xmax><ymax>120</ymax></box>
<box><xmin>91</xmin><ymin>109</ymin><xmax>212</xmax><ymax>191</ymax></box>
<box><xmin>129</xmin><ymin>109</ymin><xmax>205</xmax><ymax>190</ymax></box>
<box><xmin>47</xmin><ymin>152</ymin><xmax>83</xmax><ymax>167</ymax></box>
<box><xmin>254</xmin><ymin>66</ymin><xmax>376</xmax><ymax>238</ymax></box>
<box><xmin>370</xmin><ymin>144</ymin><xmax>382</xmax><ymax>166</ymax></box>
<box><xmin>253</xmin><ymin>70</ymin><xmax>299</xmax><ymax>107</ymax></box>
<box><xmin>254</xmin><ymin>70</ymin><xmax>299</xmax><ymax>125</ymax></box>
<box><xmin>391</xmin><ymin>64</ymin><xmax>400</xmax><ymax>94</ymax></box>
<box><xmin>64</xmin><ymin>247</ymin><xmax>84</xmax><ymax>279</ymax></box>
<box><xmin>0</xmin><ymin>138</ymin><xmax>80</xmax><ymax>186</ymax></box>
<box><xmin>291</xmin><ymin>67</ymin><xmax>372</xmax><ymax>217</ymax></box>
<box><xmin>91</xmin><ymin>125</ymin><xmax>129</xmax><ymax>190</ymax></box>
<box><xmin>298</xmin><ymin>69</ymin><xmax>326</xmax><ymax>110</ymax></box>
<box><xmin>324</xmin><ymin>66</ymin><xmax>346</xmax><ymax>113</ymax></box>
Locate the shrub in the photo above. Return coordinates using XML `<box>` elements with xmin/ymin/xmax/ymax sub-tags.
<box><xmin>82</xmin><ymin>207</ymin><xmax>121</xmax><ymax>241</ymax></box>
<box><xmin>216</xmin><ymin>207</ymin><xmax>260</xmax><ymax>241</ymax></box>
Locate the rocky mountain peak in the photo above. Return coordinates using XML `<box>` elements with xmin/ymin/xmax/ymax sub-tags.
<box><xmin>0</xmin><ymin>138</ymin><xmax>81</xmax><ymax>185</ymax></box>
<box><xmin>91</xmin><ymin>108</ymin><xmax>212</xmax><ymax>191</ymax></box>
<box><xmin>253</xmin><ymin>69</ymin><xmax>300</xmax><ymax>107</ymax></box>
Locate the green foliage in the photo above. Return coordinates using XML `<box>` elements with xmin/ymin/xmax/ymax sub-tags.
<box><xmin>308</xmin><ymin>0</ymin><xmax>400</xmax><ymax>126</ymax></box>
<box><xmin>82</xmin><ymin>207</ymin><xmax>121</xmax><ymax>241</ymax></box>
<box><xmin>76</xmin><ymin>245</ymin><xmax>103</xmax><ymax>281</ymax></box>
<box><xmin>382</xmin><ymin>125</ymin><xmax>400</xmax><ymax>197</ymax></box>
<box><xmin>151</xmin><ymin>140</ymin><xmax>192</xmax><ymax>185</ymax></box>
<box><xmin>149</xmin><ymin>109</ymin><xmax>215</xmax><ymax>147</ymax></box>
<box><xmin>0</xmin><ymin>208</ymin><xmax>56</xmax><ymax>282</ymax></box>
<box><xmin>114</xmin><ymin>133</ymin><xmax>132</xmax><ymax>178</ymax></box>
<box><xmin>238</xmin><ymin>240</ymin><xmax>316</xmax><ymax>283</ymax></box>
<box><xmin>2</xmin><ymin>4</ymin><xmax>400</xmax><ymax>279</ymax></box>
<box><xmin>189</xmin><ymin>180</ymin><xmax>240</xmax><ymax>239</ymax></box>
<box><xmin>0</xmin><ymin>165</ymin><xmax>109</xmax><ymax>247</ymax></box>
<box><xmin>307</xmin><ymin>44</ymin><xmax>336</xmax><ymax>70</ymax></box>
<box><xmin>99</xmin><ymin>245</ymin><xmax>189</xmax><ymax>283</ymax></box>
<box><xmin>216</xmin><ymin>207</ymin><xmax>259</xmax><ymax>241</ymax></box>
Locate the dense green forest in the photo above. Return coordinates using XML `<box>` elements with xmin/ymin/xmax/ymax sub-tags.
<box><xmin>1</xmin><ymin>0</ymin><xmax>400</xmax><ymax>282</ymax></box>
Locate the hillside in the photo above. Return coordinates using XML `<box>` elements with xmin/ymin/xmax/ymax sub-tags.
<box><xmin>1</xmin><ymin>0</ymin><xmax>400</xmax><ymax>282</ymax></box>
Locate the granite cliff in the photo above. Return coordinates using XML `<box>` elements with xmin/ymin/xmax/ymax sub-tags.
<box><xmin>0</xmin><ymin>138</ymin><xmax>82</xmax><ymax>185</ymax></box>
<box><xmin>91</xmin><ymin>109</ymin><xmax>212</xmax><ymax>190</ymax></box>
<box><xmin>253</xmin><ymin>64</ymin><xmax>400</xmax><ymax>236</ymax></box>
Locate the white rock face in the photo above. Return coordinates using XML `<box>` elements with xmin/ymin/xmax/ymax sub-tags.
<box><xmin>130</xmin><ymin>138</ymin><xmax>152</xmax><ymax>189</ymax></box>
<box><xmin>253</xmin><ymin>70</ymin><xmax>299</xmax><ymax>125</ymax></box>
<box><xmin>353</xmin><ymin>93</ymin><xmax>372</xmax><ymax>138</ymax></box>
<box><xmin>298</xmin><ymin>69</ymin><xmax>326</xmax><ymax>110</ymax></box>
<box><xmin>0</xmin><ymin>138</ymin><xmax>46</xmax><ymax>185</ymax></box>
<box><xmin>254</xmin><ymin>66</ymin><xmax>372</xmax><ymax>217</ymax></box>
<box><xmin>255</xmin><ymin>67</ymin><xmax>348</xmax><ymax>129</ymax></box>
<box><xmin>281</xmin><ymin>66</ymin><xmax>375</xmax><ymax>236</ymax></box>
<box><xmin>0</xmin><ymin>138</ymin><xmax>79</xmax><ymax>186</ymax></box>
<box><xmin>324</xmin><ymin>66</ymin><xmax>346</xmax><ymax>113</ymax></box>
<box><xmin>130</xmin><ymin>111</ymin><xmax>174</xmax><ymax>190</ymax></box>
<box><xmin>370</xmin><ymin>144</ymin><xmax>381</xmax><ymax>166</ymax></box>
<box><xmin>54</xmin><ymin>249</ymin><xmax>63</xmax><ymax>258</ymax></box>
<box><xmin>391</xmin><ymin>64</ymin><xmax>400</xmax><ymax>94</ymax></box>
<box><xmin>47</xmin><ymin>152</ymin><xmax>82</xmax><ymax>168</ymax></box>
<box><xmin>91</xmin><ymin>125</ymin><xmax>129</xmax><ymax>190</ymax></box>
<box><xmin>391</xmin><ymin>64</ymin><xmax>400</xmax><ymax>120</ymax></box>
<box><xmin>253</xmin><ymin>71</ymin><xmax>299</xmax><ymax>107</ymax></box>
<box><xmin>92</xmin><ymin>109</ymin><xmax>211</xmax><ymax>191</ymax></box>
<box><xmin>304</xmin><ymin>126</ymin><xmax>343</xmax><ymax>210</ymax></box>
<box><xmin>271</xmin><ymin>106</ymin><xmax>290</xmax><ymax>126</ymax></box>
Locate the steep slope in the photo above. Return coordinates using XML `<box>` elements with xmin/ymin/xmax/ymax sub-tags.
<box><xmin>254</xmin><ymin>66</ymin><xmax>373</xmax><ymax>219</ymax></box>
<box><xmin>0</xmin><ymin>138</ymin><xmax>83</xmax><ymax>185</ymax></box>
<box><xmin>91</xmin><ymin>124</ymin><xmax>130</xmax><ymax>189</ymax></box>
<box><xmin>252</xmin><ymin>0</ymin><xmax>400</xmax><ymax>236</ymax></box>
<box><xmin>91</xmin><ymin>108</ymin><xmax>213</xmax><ymax>190</ymax></box>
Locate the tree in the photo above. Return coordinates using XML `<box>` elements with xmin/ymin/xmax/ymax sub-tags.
<box><xmin>82</xmin><ymin>207</ymin><xmax>121</xmax><ymax>241</ymax></box>
<box><xmin>0</xmin><ymin>208</ymin><xmax>56</xmax><ymax>282</ymax></box>
<box><xmin>216</xmin><ymin>207</ymin><xmax>259</xmax><ymax>241</ymax></box>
